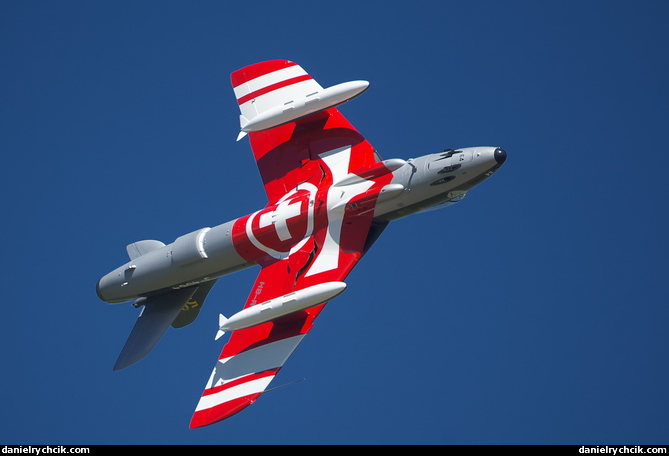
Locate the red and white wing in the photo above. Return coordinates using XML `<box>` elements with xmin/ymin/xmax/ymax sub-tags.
<box><xmin>190</xmin><ymin>61</ymin><xmax>394</xmax><ymax>428</ymax></box>
<box><xmin>231</xmin><ymin>59</ymin><xmax>380</xmax><ymax>203</ymax></box>
<box><xmin>190</xmin><ymin>257</ymin><xmax>318</xmax><ymax>428</ymax></box>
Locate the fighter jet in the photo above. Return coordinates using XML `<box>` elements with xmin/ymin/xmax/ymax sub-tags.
<box><xmin>96</xmin><ymin>60</ymin><xmax>507</xmax><ymax>427</ymax></box>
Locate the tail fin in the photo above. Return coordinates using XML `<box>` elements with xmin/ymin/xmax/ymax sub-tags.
<box><xmin>215</xmin><ymin>314</ymin><xmax>228</xmax><ymax>340</ymax></box>
<box><xmin>126</xmin><ymin>240</ymin><xmax>165</xmax><ymax>260</ymax></box>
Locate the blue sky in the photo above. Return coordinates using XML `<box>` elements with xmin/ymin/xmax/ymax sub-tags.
<box><xmin>1</xmin><ymin>0</ymin><xmax>668</xmax><ymax>445</ymax></box>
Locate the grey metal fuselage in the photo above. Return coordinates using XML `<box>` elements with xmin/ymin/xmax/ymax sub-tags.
<box><xmin>96</xmin><ymin>146</ymin><xmax>506</xmax><ymax>304</ymax></box>
<box><xmin>375</xmin><ymin>146</ymin><xmax>506</xmax><ymax>221</ymax></box>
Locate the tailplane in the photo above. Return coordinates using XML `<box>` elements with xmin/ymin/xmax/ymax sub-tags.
<box><xmin>114</xmin><ymin>287</ymin><xmax>198</xmax><ymax>370</ymax></box>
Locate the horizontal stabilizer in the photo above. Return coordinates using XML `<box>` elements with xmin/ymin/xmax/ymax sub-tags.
<box><xmin>114</xmin><ymin>286</ymin><xmax>198</xmax><ymax>370</ymax></box>
<box><xmin>171</xmin><ymin>279</ymin><xmax>218</xmax><ymax>329</ymax></box>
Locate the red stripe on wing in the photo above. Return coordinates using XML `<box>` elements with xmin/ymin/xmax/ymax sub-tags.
<box><xmin>190</xmin><ymin>394</ymin><xmax>262</xmax><ymax>428</ymax></box>
<box><xmin>200</xmin><ymin>368</ymin><xmax>279</xmax><ymax>397</ymax></box>
<box><xmin>231</xmin><ymin>60</ymin><xmax>298</xmax><ymax>88</ymax></box>
<box><xmin>236</xmin><ymin>74</ymin><xmax>313</xmax><ymax>105</ymax></box>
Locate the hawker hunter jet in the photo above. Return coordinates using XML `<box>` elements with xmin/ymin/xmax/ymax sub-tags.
<box><xmin>96</xmin><ymin>60</ymin><xmax>507</xmax><ymax>428</ymax></box>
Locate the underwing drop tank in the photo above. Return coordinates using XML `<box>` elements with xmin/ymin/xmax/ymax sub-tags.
<box><xmin>215</xmin><ymin>281</ymin><xmax>347</xmax><ymax>339</ymax></box>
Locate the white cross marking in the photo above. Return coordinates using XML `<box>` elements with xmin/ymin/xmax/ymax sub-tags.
<box><xmin>305</xmin><ymin>146</ymin><xmax>374</xmax><ymax>277</ymax></box>
<box><xmin>258</xmin><ymin>198</ymin><xmax>303</xmax><ymax>241</ymax></box>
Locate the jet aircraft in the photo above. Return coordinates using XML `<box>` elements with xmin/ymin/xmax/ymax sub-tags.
<box><xmin>96</xmin><ymin>60</ymin><xmax>507</xmax><ymax>428</ymax></box>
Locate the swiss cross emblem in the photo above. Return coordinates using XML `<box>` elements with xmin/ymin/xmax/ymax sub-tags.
<box><xmin>245</xmin><ymin>184</ymin><xmax>317</xmax><ymax>259</ymax></box>
<box><xmin>257</xmin><ymin>198</ymin><xmax>303</xmax><ymax>241</ymax></box>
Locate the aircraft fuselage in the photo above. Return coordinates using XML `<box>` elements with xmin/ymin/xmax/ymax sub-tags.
<box><xmin>96</xmin><ymin>146</ymin><xmax>506</xmax><ymax>304</ymax></box>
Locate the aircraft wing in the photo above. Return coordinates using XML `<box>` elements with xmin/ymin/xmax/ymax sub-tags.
<box><xmin>190</xmin><ymin>60</ymin><xmax>395</xmax><ymax>428</ymax></box>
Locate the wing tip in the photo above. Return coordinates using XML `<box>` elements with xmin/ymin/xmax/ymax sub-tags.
<box><xmin>189</xmin><ymin>394</ymin><xmax>261</xmax><ymax>429</ymax></box>
<box><xmin>230</xmin><ymin>59</ymin><xmax>297</xmax><ymax>88</ymax></box>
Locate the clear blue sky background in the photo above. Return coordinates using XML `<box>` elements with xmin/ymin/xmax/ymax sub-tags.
<box><xmin>1</xmin><ymin>0</ymin><xmax>668</xmax><ymax>445</ymax></box>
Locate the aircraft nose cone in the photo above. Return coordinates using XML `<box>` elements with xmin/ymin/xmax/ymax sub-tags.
<box><xmin>494</xmin><ymin>147</ymin><xmax>507</xmax><ymax>165</ymax></box>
